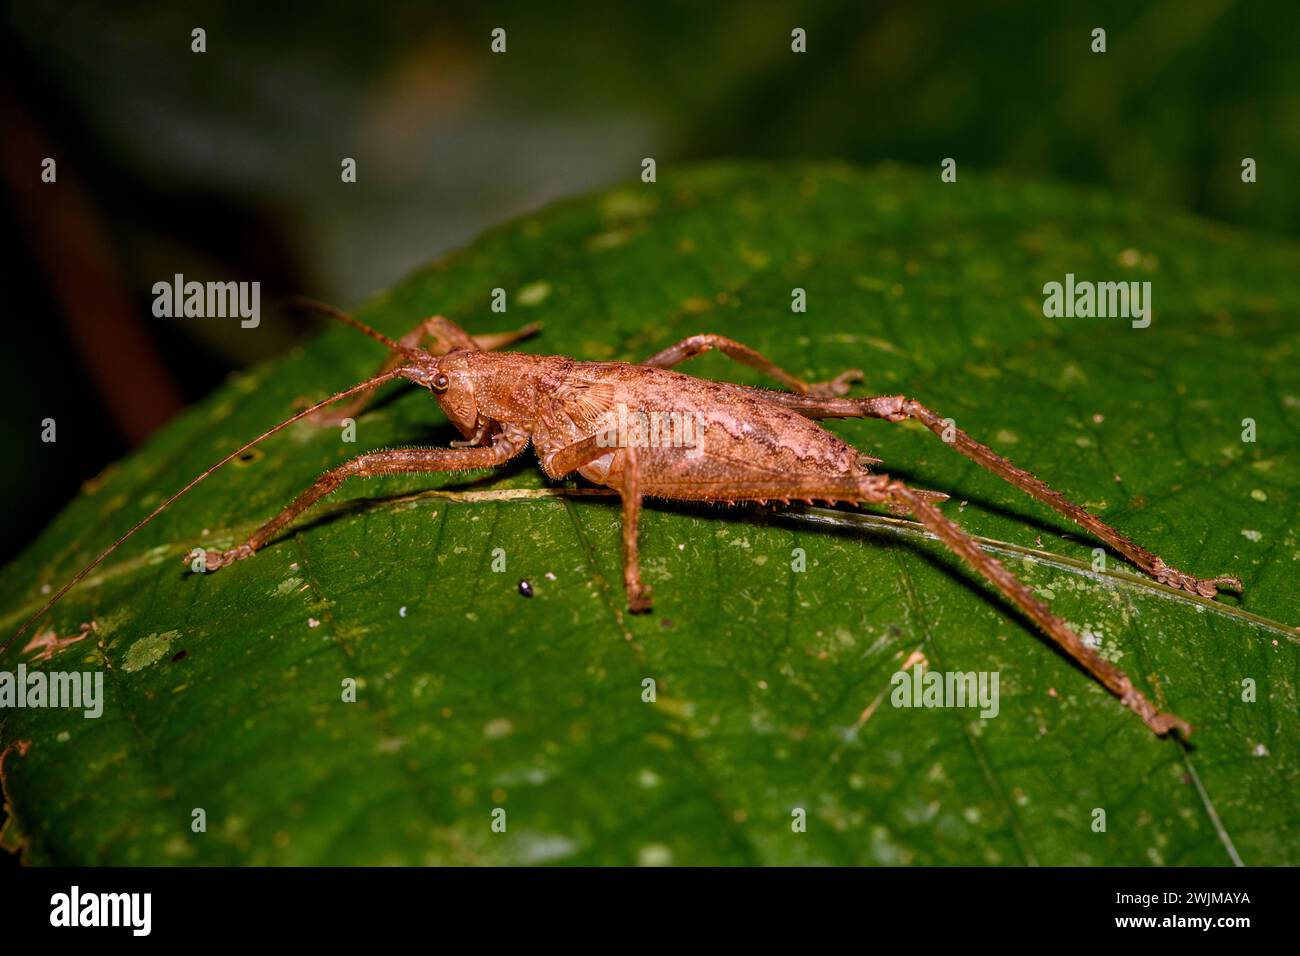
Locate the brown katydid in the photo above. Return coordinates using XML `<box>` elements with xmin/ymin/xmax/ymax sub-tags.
<box><xmin>7</xmin><ymin>299</ymin><xmax>1243</xmax><ymax>738</ymax></box>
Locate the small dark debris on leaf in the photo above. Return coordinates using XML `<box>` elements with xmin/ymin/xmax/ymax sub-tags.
<box><xmin>171</xmin><ymin>650</ymin><xmax>188</xmax><ymax>663</ymax></box>
<box><xmin>518</xmin><ymin>580</ymin><xmax>533</xmax><ymax>598</ymax></box>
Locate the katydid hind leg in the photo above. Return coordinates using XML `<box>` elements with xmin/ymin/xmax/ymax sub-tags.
<box><xmin>882</xmin><ymin>479</ymin><xmax>1191</xmax><ymax>737</ymax></box>
<box><xmin>617</xmin><ymin>456</ymin><xmax>1191</xmax><ymax>737</ymax></box>
<box><xmin>750</xmin><ymin>390</ymin><xmax>1242</xmax><ymax>600</ymax></box>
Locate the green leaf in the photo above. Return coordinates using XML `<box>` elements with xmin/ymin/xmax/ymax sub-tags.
<box><xmin>3</xmin><ymin>162</ymin><xmax>1298</xmax><ymax>865</ymax></box>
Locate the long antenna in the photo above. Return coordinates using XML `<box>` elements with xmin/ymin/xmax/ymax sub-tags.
<box><xmin>4</xmin><ymin>367</ymin><xmax>408</xmax><ymax>656</ymax></box>
<box><xmin>282</xmin><ymin>296</ymin><xmax>400</xmax><ymax>350</ymax></box>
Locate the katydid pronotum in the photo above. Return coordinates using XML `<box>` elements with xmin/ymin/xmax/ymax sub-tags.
<box><xmin>8</xmin><ymin>301</ymin><xmax>1243</xmax><ymax>738</ymax></box>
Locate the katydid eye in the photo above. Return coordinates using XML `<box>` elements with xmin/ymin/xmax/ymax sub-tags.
<box><xmin>432</xmin><ymin>373</ymin><xmax>450</xmax><ymax>393</ymax></box>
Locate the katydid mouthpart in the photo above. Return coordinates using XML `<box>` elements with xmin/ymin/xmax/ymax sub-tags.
<box><xmin>8</xmin><ymin>299</ymin><xmax>1243</xmax><ymax>738</ymax></box>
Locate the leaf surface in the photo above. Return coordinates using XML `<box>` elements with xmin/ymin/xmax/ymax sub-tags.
<box><xmin>3</xmin><ymin>163</ymin><xmax>1299</xmax><ymax>865</ymax></box>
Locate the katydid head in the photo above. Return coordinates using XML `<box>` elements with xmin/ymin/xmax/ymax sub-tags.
<box><xmin>401</xmin><ymin>350</ymin><xmax>480</xmax><ymax>439</ymax></box>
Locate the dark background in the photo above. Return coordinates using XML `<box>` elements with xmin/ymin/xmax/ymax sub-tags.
<box><xmin>2</xmin><ymin>0</ymin><xmax>1297</xmax><ymax>564</ymax></box>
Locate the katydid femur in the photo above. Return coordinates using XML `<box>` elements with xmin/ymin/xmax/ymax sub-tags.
<box><xmin>8</xmin><ymin>300</ymin><xmax>1242</xmax><ymax>738</ymax></box>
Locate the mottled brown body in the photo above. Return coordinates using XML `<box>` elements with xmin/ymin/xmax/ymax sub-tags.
<box><xmin>452</xmin><ymin>353</ymin><xmax>866</xmax><ymax>498</ymax></box>
<box><xmin>10</xmin><ymin>303</ymin><xmax>1243</xmax><ymax>740</ymax></box>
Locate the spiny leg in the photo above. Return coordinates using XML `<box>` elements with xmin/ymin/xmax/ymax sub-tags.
<box><xmin>876</xmin><ymin>478</ymin><xmax>1191</xmax><ymax>737</ymax></box>
<box><xmin>619</xmin><ymin>443</ymin><xmax>651</xmax><ymax>612</ymax></box>
<box><xmin>753</xmin><ymin>390</ymin><xmax>1242</xmax><ymax>599</ymax></box>
<box><xmin>642</xmin><ymin>457</ymin><xmax>1192</xmax><ymax>736</ymax></box>
<box><xmin>541</xmin><ymin>434</ymin><xmax>652</xmax><ymax>612</ymax></box>
<box><xmin>641</xmin><ymin>333</ymin><xmax>863</xmax><ymax>396</ymax></box>
<box><xmin>202</xmin><ymin>441</ymin><xmax>523</xmax><ymax>570</ymax></box>
<box><xmin>305</xmin><ymin>314</ymin><xmax>540</xmax><ymax>425</ymax></box>
<box><xmin>415</xmin><ymin>314</ymin><xmax>541</xmax><ymax>354</ymax></box>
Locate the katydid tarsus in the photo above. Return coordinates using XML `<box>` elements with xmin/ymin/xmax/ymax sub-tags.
<box><xmin>7</xmin><ymin>300</ymin><xmax>1243</xmax><ymax>738</ymax></box>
